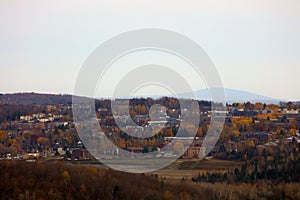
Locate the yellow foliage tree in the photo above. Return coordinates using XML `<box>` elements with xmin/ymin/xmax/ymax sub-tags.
<box><xmin>62</xmin><ymin>171</ymin><xmax>71</xmax><ymax>189</ymax></box>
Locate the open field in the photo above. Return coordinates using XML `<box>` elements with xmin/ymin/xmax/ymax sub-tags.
<box><xmin>12</xmin><ymin>156</ymin><xmax>243</xmax><ymax>181</ymax></box>
<box><xmin>151</xmin><ymin>158</ymin><xmax>243</xmax><ymax>180</ymax></box>
<box><xmin>177</xmin><ymin>159</ymin><xmax>242</xmax><ymax>170</ymax></box>
<box><xmin>38</xmin><ymin>157</ymin><xmax>243</xmax><ymax>180</ymax></box>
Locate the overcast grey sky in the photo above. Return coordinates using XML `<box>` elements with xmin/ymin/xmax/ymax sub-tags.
<box><xmin>0</xmin><ymin>0</ymin><xmax>299</xmax><ymax>100</ymax></box>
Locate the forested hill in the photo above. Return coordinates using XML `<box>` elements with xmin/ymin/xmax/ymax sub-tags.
<box><xmin>0</xmin><ymin>93</ymin><xmax>72</xmax><ymax>105</ymax></box>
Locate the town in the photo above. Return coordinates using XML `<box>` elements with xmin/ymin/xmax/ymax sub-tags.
<box><xmin>0</xmin><ymin>93</ymin><xmax>299</xmax><ymax>166</ymax></box>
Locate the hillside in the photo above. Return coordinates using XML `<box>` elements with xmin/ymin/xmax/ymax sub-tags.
<box><xmin>0</xmin><ymin>89</ymin><xmax>287</xmax><ymax>105</ymax></box>
<box><xmin>0</xmin><ymin>93</ymin><xmax>72</xmax><ymax>105</ymax></box>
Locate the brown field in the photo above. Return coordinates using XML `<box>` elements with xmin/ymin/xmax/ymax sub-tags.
<box><xmin>178</xmin><ymin>158</ymin><xmax>242</xmax><ymax>170</ymax></box>
<box><xmin>150</xmin><ymin>158</ymin><xmax>242</xmax><ymax>180</ymax></box>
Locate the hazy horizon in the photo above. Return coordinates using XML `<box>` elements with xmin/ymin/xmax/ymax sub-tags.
<box><xmin>0</xmin><ymin>87</ymin><xmax>290</xmax><ymax>104</ymax></box>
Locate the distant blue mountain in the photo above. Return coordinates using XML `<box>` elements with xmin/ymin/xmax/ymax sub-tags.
<box><xmin>185</xmin><ymin>88</ymin><xmax>283</xmax><ymax>104</ymax></box>
<box><xmin>98</xmin><ymin>88</ymin><xmax>284</xmax><ymax>104</ymax></box>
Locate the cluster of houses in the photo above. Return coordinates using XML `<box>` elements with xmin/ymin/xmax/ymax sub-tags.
<box><xmin>1</xmin><ymin>101</ymin><xmax>300</xmax><ymax>161</ymax></box>
<box><xmin>20</xmin><ymin>113</ymin><xmax>63</xmax><ymax>123</ymax></box>
<box><xmin>57</xmin><ymin>144</ymin><xmax>93</xmax><ymax>161</ymax></box>
<box><xmin>223</xmin><ymin>131</ymin><xmax>300</xmax><ymax>153</ymax></box>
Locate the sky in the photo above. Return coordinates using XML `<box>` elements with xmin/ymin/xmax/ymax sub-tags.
<box><xmin>0</xmin><ymin>0</ymin><xmax>300</xmax><ymax>100</ymax></box>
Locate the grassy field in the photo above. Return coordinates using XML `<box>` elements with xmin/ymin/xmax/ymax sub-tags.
<box><xmin>151</xmin><ymin>158</ymin><xmax>243</xmax><ymax>180</ymax></box>
<box><xmin>178</xmin><ymin>158</ymin><xmax>242</xmax><ymax>170</ymax></box>
<box><xmin>41</xmin><ymin>157</ymin><xmax>242</xmax><ymax>180</ymax></box>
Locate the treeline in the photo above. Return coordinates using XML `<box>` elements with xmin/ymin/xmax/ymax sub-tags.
<box><xmin>193</xmin><ymin>140</ymin><xmax>300</xmax><ymax>184</ymax></box>
<box><xmin>1</xmin><ymin>161</ymin><xmax>300</xmax><ymax>200</ymax></box>
<box><xmin>0</xmin><ymin>161</ymin><xmax>162</xmax><ymax>200</ymax></box>
<box><xmin>0</xmin><ymin>93</ymin><xmax>72</xmax><ymax>105</ymax></box>
<box><xmin>0</xmin><ymin>161</ymin><xmax>300</xmax><ymax>200</ymax></box>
